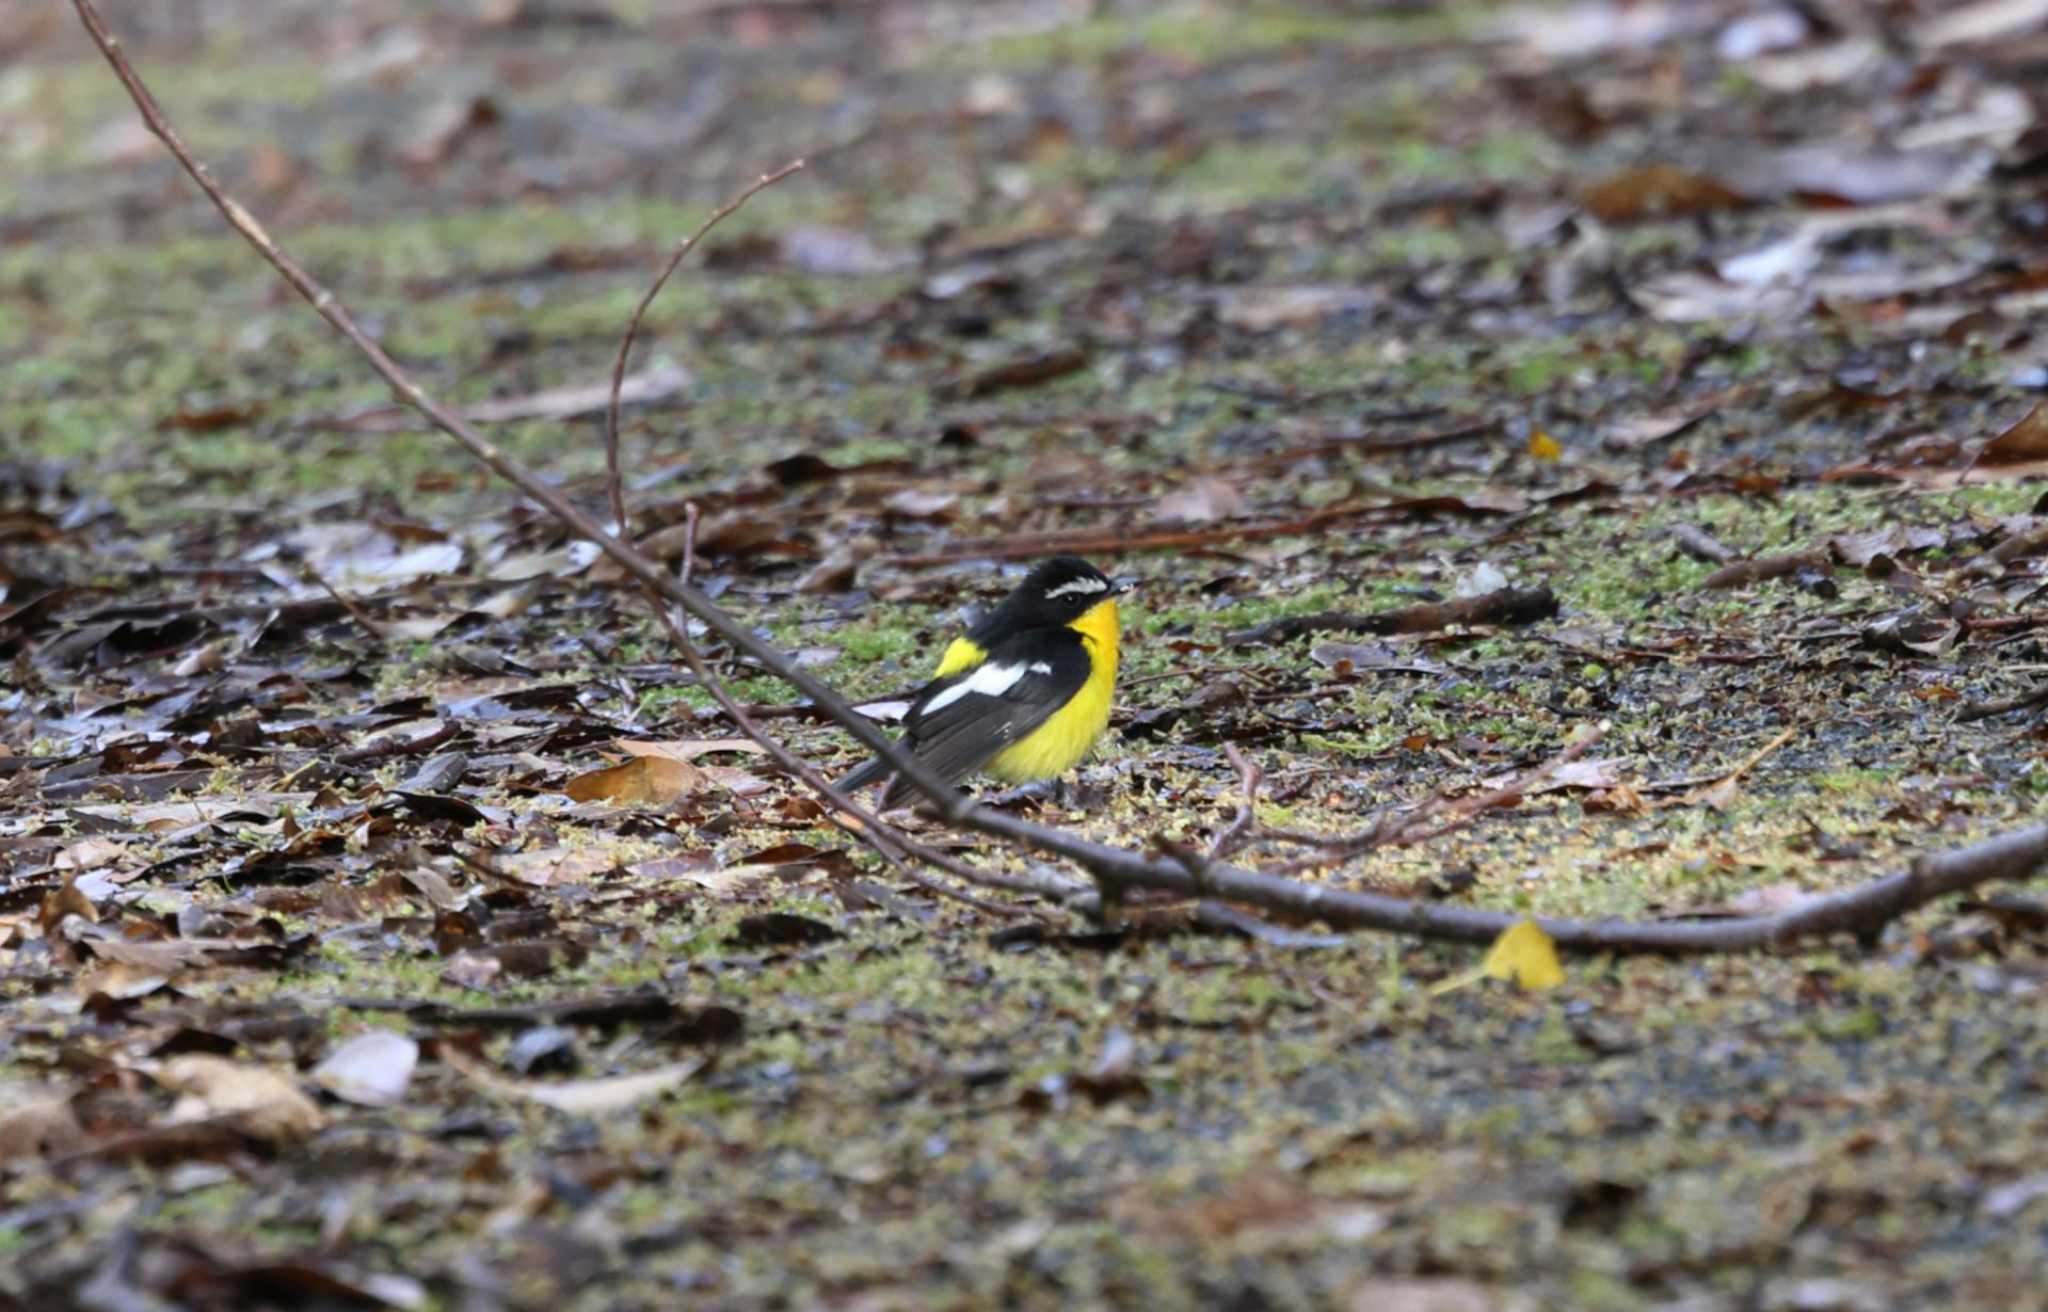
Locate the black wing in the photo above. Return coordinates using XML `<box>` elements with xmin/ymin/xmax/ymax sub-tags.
<box><xmin>877</xmin><ymin>629</ymin><xmax>1090</xmax><ymax>808</ymax></box>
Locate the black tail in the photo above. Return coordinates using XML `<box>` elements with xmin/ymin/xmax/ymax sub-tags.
<box><xmin>835</xmin><ymin>756</ymin><xmax>889</xmax><ymax>794</ymax></box>
<box><xmin>837</xmin><ymin>756</ymin><xmax>957</xmax><ymax>810</ymax></box>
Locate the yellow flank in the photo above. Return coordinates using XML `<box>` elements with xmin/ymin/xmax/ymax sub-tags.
<box><xmin>987</xmin><ymin>597</ymin><xmax>1119</xmax><ymax>783</ymax></box>
<box><xmin>932</xmin><ymin>636</ymin><xmax>986</xmax><ymax>678</ymax></box>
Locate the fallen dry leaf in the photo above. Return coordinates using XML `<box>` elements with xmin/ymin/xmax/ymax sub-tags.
<box><xmin>564</xmin><ymin>755</ymin><xmax>711</xmax><ymax>805</ymax></box>
<box><xmin>1481</xmin><ymin>919</ymin><xmax>1565</xmax><ymax>991</ymax></box>
<box><xmin>497</xmin><ymin>848</ymin><xmax>620</xmax><ymax>887</ymax></box>
<box><xmin>451</xmin><ymin>1051</ymin><xmax>705</xmax><ymax>1115</ymax></box>
<box><xmin>158</xmin><ymin>1055</ymin><xmax>329</xmax><ymax>1142</ymax></box>
<box><xmin>312</xmin><ymin>1031</ymin><xmax>419</xmax><ymax>1108</ymax></box>
<box><xmin>615</xmin><ymin>738</ymin><xmax>770</xmax><ymax>763</ymax></box>
<box><xmin>1976</xmin><ymin>402</ymin><xmax>2048</xmax><ymax>466</ymax></box>
<box><xmin>1152</xmin><ymin>477</ymin><xmax>1244</xmax><ymax>525</ymax></box>
<box><xmin>1582</xmin><ymin>164</ymin><xmax>1747</xmax><ymax>223</ymax></box>
<box><xmin>0</xmin><ymin>1090</ymin><xmax>85</xmax><ymax>1163</ymax></box>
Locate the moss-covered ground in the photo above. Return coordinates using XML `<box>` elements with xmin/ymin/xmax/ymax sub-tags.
<box><xmin>4</xmin><ymin>2</ymin><xmax>2047</xmax><ymax>1308</ymax></box>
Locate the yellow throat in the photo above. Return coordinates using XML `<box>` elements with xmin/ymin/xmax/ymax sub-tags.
<box><xmin>986</xmin><ymin>597</ymin><xmax>1120</xmax><ymax>783</ymax></box>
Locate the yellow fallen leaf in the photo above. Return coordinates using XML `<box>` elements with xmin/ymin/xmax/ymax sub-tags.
<box><xmin>1480</xmin><ymin>919</ymin><xmax>1565</xmax><ymax>991</ymax></box>
<box><xmin>1429</xmin><ymin>919</ymin><xmax>1566</xmax><ymax>997</ymax></box>
<box><xmin>1528</xmin><ymin>428</ymin><xmax>1563</xmax><ymax>461</ymax></box>
<box><xmin>563</xmin><ymin>755</ymin><xmax>708</xmax><ymax>805</ymax></box>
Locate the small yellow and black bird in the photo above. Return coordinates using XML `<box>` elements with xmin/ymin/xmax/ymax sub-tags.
<box><xmin>840</xmin><ymin>556</ymin><xmax>1131</xmax><ymax>808</ymax></box>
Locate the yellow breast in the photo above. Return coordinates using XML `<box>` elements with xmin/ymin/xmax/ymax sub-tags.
<box><xmin>986</xmin><ymin>598</ymin><xmax>1119</xmax><ymax>783</ymax></box>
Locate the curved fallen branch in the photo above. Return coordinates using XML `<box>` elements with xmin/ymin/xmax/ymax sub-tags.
<box><xmin>72</xmin><ymin>0</ymin><xmax>2048</xmax><ymax>956</ymax></box>
<box><xmin>1228</xmin><ymin>585</ymin><xmax>1559</xmax><ymax>645</ymax></box>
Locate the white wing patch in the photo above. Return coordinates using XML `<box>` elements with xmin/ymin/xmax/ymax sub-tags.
<box><xmin>1043</xmin><ymin>576</ymin><xmax>1109</xmax><ymax>600</ymax></box>
<box><xmin>922</xmin><ymin>661</ymin><xmax>1031</xmax><ymax>715</ymax></box>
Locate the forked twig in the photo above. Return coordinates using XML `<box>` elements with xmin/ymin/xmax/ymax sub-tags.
<box><xmin>74</xmin><ymin>0</ymin><xmax>2048</xmax><ymax>956</ymax></box>
<box><xmin>604</xmin><ymin>161</ymin><xmax>805</xmax><ymax>537</ymax></box>
<box><xmin>1208</xmin><ymin>745</ymin><xmax>1263</xmax><ymax>864</ymax></box>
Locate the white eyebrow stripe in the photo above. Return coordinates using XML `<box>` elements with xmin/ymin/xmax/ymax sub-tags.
<box><xmin>922</xmin><ymin>661</ymin><xmax>1031</xmax><ymax>714</ymax></box>
<box><xmin>1043</xmin><ymin>576</ymin><xmax>1109</xmax><ymax>599</ymax></box>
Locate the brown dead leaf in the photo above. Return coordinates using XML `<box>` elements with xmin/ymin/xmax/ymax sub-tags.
<box><xmin>55</xmin><ymin>837</ymin><xmax>126</xmax><ymax>870</ymax></box>
<box><xmin>796</xmin><ymin>548</ymin><xmax>861</xmax><ymax>592</ymax></box>
<box><xmin>564</xmin><ymin>755</ymin><xmax>710</xmax><ymax>805</ymax></box>
<box><xmin>158</xmin><ymin>1055</ymin><xmax>328</xmax><ymax>1142</ymax></box>
<box><xmin>496</xmin><ymin>848</ymin><xmax>617</xmax><ymax>887</ymax></box>
<box><xmin>38</xmin><ymin>875</ymin><xmax>97</xmax><ymax>938</ymax></box>
<box><xmin>1582</xmin><ymin>164</ymin><xmax>1747</xmax><ymax>223</ymax></box>
<box><xmin>0</xmin><ymin>1089</ymin><xmax>85</xmax><ymax>1163</ymax></box>
<box><xmin>78</xmin><ymin>962</ymin><xmax>171</xmax><ymax>1000</ymax></box>
<box><xmin>160</xmin><ymin>401</ymin><xmax>266</xmax><ymax>432</ymax></box>
<box><xmin>1976</xmin><ymin>403</ymin><xmax>2048</xmax><ymax>466</ymax></box>
<box><xmin>942</xmin><ymin>348</ymin><xmax>1090</xmax><ymax>399</ymax></box>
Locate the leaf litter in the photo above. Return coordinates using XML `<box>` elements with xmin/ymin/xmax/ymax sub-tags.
<box><xmin>6</xmin><ymin>0</ymin><xmax>2048</xmax><ymax>1308</ymax></box>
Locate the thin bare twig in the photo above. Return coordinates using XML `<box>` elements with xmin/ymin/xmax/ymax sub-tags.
<box><xmin>604</xmin><ymin>160</ymin><xmax>804</xmax><ymax>537</ymax></box>
<box><xmin>297</xmin><ymin>563</ymin><xmax>389</xmax><ymax>649</ymax></box>
<box><xmin>76</xmin><ymin>0</ymin><xmax>2048</xmax><ymax>956</ymax></box>
<box><xmin>1228</xmin><ymin>585</ymin><xmax>1559</xmax><ymax>645</ymax></box>
<box><xmin>881</xmin><ymin>498</ymin><xmax>1510</xmax><ymax>567</ymax></box>
<box><xmin>1671</xmin><ymin>523</ymin><xmax>1738</xmax><ymax>565</ymax></box>
<box><xmin>1208</xmin><ymin>745</ymin><xmax>1263</xmax><ymax>864</ymax></box>
<box><xmin>1958</xmin><ymin>682</ymin><xmax>2048</xmax><ymax>723</ymax></box>
<box><xmin>1646</xmin><ymin>723</ymin><xmax>1795</xmax><ymax>807</ymax></box>
<box><xmin>1701</xmin><ymin>551</ymin><xmax>1829</xmax><ymax>590</ymax></box>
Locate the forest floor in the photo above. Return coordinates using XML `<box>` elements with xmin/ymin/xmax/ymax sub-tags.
<box><xmin>5</xmin><ymin>1</ymin><xmax>2048</xmax><ymax>1308</ymax></box>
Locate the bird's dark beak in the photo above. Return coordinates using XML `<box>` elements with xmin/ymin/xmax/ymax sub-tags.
<box><xmin>1112</xmin><ymin>576</ymin><xmax>1140</xmax><ymax>597</ymax></box>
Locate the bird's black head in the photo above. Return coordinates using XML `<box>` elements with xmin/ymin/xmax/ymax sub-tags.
<box><xmin>972</xmin><ymin>556</ymin><xmax>1129</xmax><ymax>640</ymax></box>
